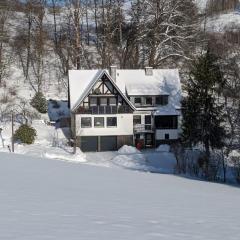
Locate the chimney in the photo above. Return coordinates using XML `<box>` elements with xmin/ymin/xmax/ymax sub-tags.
<box><xmin>145</xmin><ymin>66</ymin><xmax>153</xmax><ymax>76</ymax></box>
<box><xmin>110</xmin><ymin>65</ymin><xmax>117</xmax><ymax>82</ymax></box>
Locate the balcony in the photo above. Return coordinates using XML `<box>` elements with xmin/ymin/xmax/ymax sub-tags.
<box><xmin>133</xmin><ymin>124</ymin><xmax>154</xmax><ymax>133</ymax></box>
<box><xmin>77</xmin><ymin>105</ymin><xmax>132</xmax><ymax>114</ymax></box>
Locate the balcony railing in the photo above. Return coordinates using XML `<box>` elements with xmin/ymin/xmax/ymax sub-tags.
<box><xmin>134</xmin><ymin>124</ymin><xmax>154</xmax><ymax>133</ymax></box>
<box><xmin>77</xmin><ymin>105</ymin><xmax>132</xmax><ymax>114</ymax></box>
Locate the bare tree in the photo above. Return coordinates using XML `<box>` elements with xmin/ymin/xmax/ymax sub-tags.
<box><xmin>0</xmin><ymin>0</ymin><xmax>12</xmax><ymax>85</ymax></box>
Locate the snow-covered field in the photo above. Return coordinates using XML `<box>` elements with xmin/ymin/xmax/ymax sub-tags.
<box><xmin>0</xmin><ymin>152</ymin><xmax>240</xmax><ymax>240</ymax></box>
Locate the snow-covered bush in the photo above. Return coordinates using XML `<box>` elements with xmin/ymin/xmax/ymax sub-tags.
<box><xmin>31</xmin><ymin>92</ymin><xmax>47</xmax><ymax>113</ymax></box>
<box><xmin>14</xmin><ymin>124</ymin><xmax>37</xmax><ymax>144</ymax></box>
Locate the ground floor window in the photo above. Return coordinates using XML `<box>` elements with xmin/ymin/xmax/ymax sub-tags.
<box><xmin>94</xmin><ymin>117</ymin><xmax>104</xmax><ymax>128</ymax></box>
<box><xmin>165</xmin><ymin>133</ymin><xmax>170</xmax><ymax>140</ymax></box>
<box><xmin>107</xmin><ymin>117</ymin><xmax>117</xmax><ymax>127</ymax></box>
<box><xmin>81</xmin><ymin>117</ymin><xmax>92</xmax><ymax>128</ymax></box>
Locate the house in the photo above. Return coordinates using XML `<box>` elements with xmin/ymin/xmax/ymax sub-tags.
<box><xmin>68</xmin><ymin>66</ymin><xmax>182</xmax><ymax>152</ymax></box>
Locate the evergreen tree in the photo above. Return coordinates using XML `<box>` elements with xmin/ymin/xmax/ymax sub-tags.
<box><xmin>182</xmin><ymin>50</ymin><xmax>226</xmax><ymax>168</ymax></box>
<box><xmin>30</xmin><ymin>91</ymin><xmax>47</xmax><ymax>113</ymax></box>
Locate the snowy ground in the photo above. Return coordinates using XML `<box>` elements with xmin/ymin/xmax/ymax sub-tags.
<box><xmin>0</xmin><ymin>152</ymin><xmax>240</xmax><ymax>240</ymax></box>
<box><xmin>0</xmin><ymin>118</ymin><xmax>176</xmax><ymax>173</ymax></box>
<box><xmin>206</xmin><ymin>11</ymin><xmax>240</xmax><ymax>33</ymax></box>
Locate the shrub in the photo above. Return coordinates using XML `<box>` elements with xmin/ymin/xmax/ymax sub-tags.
<box><xmin>31</xmin><ymin>92</ymin><xmax>47</xmax><ymax>113</ymax></box>
<box><xmin>14</xmin><ymin>124</ymin><xmax>37</xmax><ymax>144</ymax></box>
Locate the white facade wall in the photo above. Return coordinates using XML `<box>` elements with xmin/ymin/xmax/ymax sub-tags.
<box><xmin>75</xmin><ymin>114</ymin><xmax>133</xmax><ymax>136</ymax></box>
<box><xmin>155</xmin><ymin>129</ymin><xmax>179</xmax><ymax>140</ymax></box>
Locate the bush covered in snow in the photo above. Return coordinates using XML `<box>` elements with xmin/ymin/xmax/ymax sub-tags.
<box><xmin>118</xmin><ymin>145</ymin><xmax>141</xmax><ymax>154</ymax></box>
<box><xmin>156</xmin><ymin>144</ymin><xmax>170</xmax><ymax>152</ymax></box>
<box><xmin>14</xmin><ymin>124</ymin><xmax>37</xmax><ymax>144</ymax></box>
<box><xmin>31</xmin><ymin>92</ymin><xmax>47</xmax><ymax>113</ymax></box>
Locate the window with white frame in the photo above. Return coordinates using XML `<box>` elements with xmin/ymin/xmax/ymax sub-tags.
<box><xmin>107</xmin><ymin>117</ymin><xmax>117</xmax><ymax>127</ymax></box>
<box><xmin>89</xmin><ymin>97</ymin><xmax>97</xmax><ymax>106</ymax></box>
<box><xmin>109</xmin><ymin>97</ymin><xmax>117</xmax><ymax>106</ymax></box>
<box><xmin>94</xmin><ymin>117</ymin><xmax>104</xmax><ymax>127</ymax></box>
<box><xmin>134</xmin><ymin>97</ymin><xmax>142</xmax><ymax>105</ymax></box>
<box><xmin>145</xmin><ymin>97</ymin><xmax>153</xmax><ymax>105</ymax></box>
<box><xmin>81</xmin><ymin>117</ymin><xmax>92</xmax><ymax>128</ymax></box>
<box><xmin>133</xmin><ymin>115</ymin><xmax>141</xmax><ymax>125</ymax></box>
<box><xmin>100</xmin><ymin>97</ymin><xmax>107</xmax><ymax>106</ymax></box>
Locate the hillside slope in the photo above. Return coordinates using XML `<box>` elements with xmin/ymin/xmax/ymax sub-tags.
<box><xmin>0</xmin><ymin>152</ymin><xmax>239</xmax><ymax>240</ymax></box>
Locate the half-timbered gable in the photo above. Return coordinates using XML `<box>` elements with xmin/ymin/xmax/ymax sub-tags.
<box><xmin>72</xmin><ymin>71</ymin><xmax>134</xmax><ymax>115</ymax></box>
<box><xmin>78</xmin><ymin>74</ymin><xmax>133</xmax><ymax>114</ymax></box>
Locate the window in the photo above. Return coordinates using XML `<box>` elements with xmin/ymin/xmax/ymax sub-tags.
<box><xmin>155</xmin><ymin>116</ymin><xmax>178</xmax><ymax>129</ymax></box>
<box><xmin>109</xmin><ymin>97</ymin><xmax>117</xmax><ymax>106</ymax></box>
<box><xmin>94</xmin><ymin>117</ymin><xmax>104</xmax><ymax>128</ymax></box>
<box><xmin>90</xmin><ymin>97</ymin><xmax>97</xmax><ymax>106</ymax></box>
<box><xmin>165</xmin><ymin>134</ymin><xmax>170</xmax><ymax>140</ymax></box>
<box><xmin>156</xmin><ymin>95</ymin><xmax>168</xmax><ymax>105</ymax></box>
<box><xmin>146</xmin><ymin>97</ymin><xmax>152</xmax><ymax>105</ymax></box>
<box><xmin>134</xmin><ymin>97</ymin><xmax>142</xmax><ymax>105</ymax></box>
<box><xmin>145</xmin><ymin>115</ymin><xmax>152</xmax><ymax>125</ymax></box>
<box><xmin>133</xmin><ymin>115</ymin><xmax>141</xmax><ymax>125</ymax></box>
<box><xmin>107</xmin><ymin>117</ymin><xmax>117</xmax><ymax>127</ymax></box>
<box><xmin>81</xmin><ymin>117</ymin><xmax>92</xmax><ymax>128</ymax></box>
<box><xmin>100</xmin><ymin>97</ymin><xmax>107</xmax><ymax>106</ymax></box>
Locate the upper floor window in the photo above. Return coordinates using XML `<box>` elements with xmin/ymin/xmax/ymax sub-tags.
<box><xmin>81</xmin><ymin>117</ymin><xmax>92</xmax><ymax>128</ymax></box>
<box><xmin>134</xmin><ymin>97</ymin><xmax>142</xmax><ymax>105</ymax></box>
<box><xmin>109</xmin><ymin>97</ymin><xmax>117</xmax><ymax>106</ymax></box>
<box><xmin>155</xmin><ymin>115</ymin><xmax>178</xmax><ymax>129</ymax></box>
<box><xmin>146</xmin><ymin>97</ymin><xmax>153</xmax><ymax>105</ymax></box>
<box><xmin>100</xmin><ymin>97</ymin><xmax>107</xmax><ymax>106</ymax></box>
<box><xmin>156</xmin><ymin>95</ymin><xmax>168</xmax><ymax>105</ymax></box>
<box><xmin>90</xmin><ymin>97</ymin><xmax>97</xmax><ymax>106</ymax></box>
<box><xmin>145</xmin><ymin>115</ymin><xmax>152</xmax><ymax>125</ymax></box>
<box><xmin>133</xmin><ymin>115</ymin><xmax>141</xmax><ymax>125</ymax></box>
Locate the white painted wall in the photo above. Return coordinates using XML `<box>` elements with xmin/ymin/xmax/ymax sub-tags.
<box><xmin>156</xmin><ymin>129</ymin><xmax>179</xmax><ymax>140</ymax></box>
<box><xmin>75</xmin><ymin>114</ymin><xmax>133</xmax><ymax>136</ymax></box>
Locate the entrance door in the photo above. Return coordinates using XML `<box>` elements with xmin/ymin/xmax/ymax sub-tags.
<box><xmin>145</xmin><ymin>133</ymin><xmax>154</xmax><ymax>147</ymax></box>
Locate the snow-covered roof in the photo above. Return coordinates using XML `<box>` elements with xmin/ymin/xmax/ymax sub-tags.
<box><xmin>154</xmin><ymin>107</ymin><xmax>181</xmax><ymax>116</ymax></box>
<box><xmin>69</xmin><ymin>68</ymin><xmax>181</xmax><ymax>113</ymax></box>
<box><xmin>115</xmin><ymin>69</ymin><xmax>182</xmax><ymax>114</ymax></box>
<box><xmin>69</xmin><ymin>70</ymin><xmax>101</xmax><ymax>110</ymax></box>
<box><xmin>69</xmin><ymin>69</ymin><xmax>135</xmax><ymax>111</ymax></box>
<box><xmin>114</xmin><ymin>69</ymin><xmax>180</xmax><ymax>96</ymax></box>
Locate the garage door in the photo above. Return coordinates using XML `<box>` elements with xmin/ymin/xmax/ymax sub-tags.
<box><xmin>80</xmin><ymin>136</ymin><xmax>98</xmax><ymax>152</ymax></box>
<box><xmin>100</xmin><ymin>136</ymin><xmax>117</xmax><ymax>151</ymax></box>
